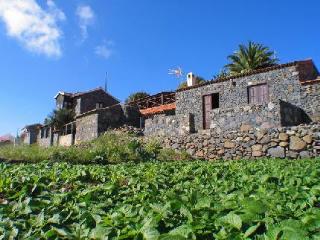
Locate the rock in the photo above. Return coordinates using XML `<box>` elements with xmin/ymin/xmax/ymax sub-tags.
<box><xmin>195</xmin><ymin>150</ymin><xmax>204</xmax><ymax>158</ymax></box>
<box><xmin>286</xmin><ymin>130</ymin><xmax>296</xmax><ymax>135</ymax></box>
<box><xmin>217</xmin><ymin>149</ymin><xmax>225</xmax><ymax>155</ymax></box>
<box><xmin>186</xmin><ymin>148</ymin><xmax>195</xmax><ymax>156</ymax></box>
<box><xmin>279</xmin><ymin>141</ymin><xmax>289</xmax><ymax>147</ymax></box>
<box><xmin>287</xmin><ymin>151</ymin><xmax>298</xmax><ymax>159</ymax></box>
<box><xmin>279</xmin><ymin>133</ymin><xmax>289</xmax><ymax>141</ymax></box>
<box><xmin>244</xmin><ymin>136</ymin><xmax>251</xmax><ymax>142</ymax></box>
<box><xmin>256</xmin><ymin>131</ymin><xmax>266</xmax><ymax>141</ymax></box>
<box><xmin>260</xmin><ymin>135</ymin><xmax>271</xmax><ymax>144</ymax></box>
<box><xmin>240</xmin><ymin>124</ymin><xmax>252</xmax><ymax>132</ymax></box>
<box><xmin>290</xmin><ymin>136</ymin><xmax>307</xmax><ymax>151</ymax></box>
<box><xmin>252</xmin><ymin>144</ymin><xmax>263</xmax><ymax>152</ymax></box>
<box><xmin>172</xmin><ymin>143</ymin><xmax>180</xmax><ymax>149</ymax></box>
<box><xmin>270</xmin><ymin>141</ymin><xmax>278</xmax><ymax>147</ymax></box>
<box><xmin>236</xmin><ymin>137</ymin><xmax>243</xmax><ymax>141</ymax></box>
<box><xmin>300</xmin><ymin>151</ymin><xmax>310</xmax><ymax>158</ymax></box>
<box><xmin>302</xmin><ymin>135</ymin><xmax>313</xmax><ymax>144</ymax></box>
<box><xmin>268</xmin><ymin>147</ymin><xmax>285</xmax><ymax>158</ymax></box>
<box><xmin>224</xmin><ymin>141</ymin><xmax>236</xmax><ymax>149</ymax></box>
<box><xmin>252</xmin><ymin>151</ymin><xmax>263</xmax><ymax>157</ymax></box>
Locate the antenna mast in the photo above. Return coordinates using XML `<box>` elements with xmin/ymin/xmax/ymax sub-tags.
<box><xmin>105</xmin><ymin>72</ymin><xmax>108</xmax><ymax>92</ymax></box>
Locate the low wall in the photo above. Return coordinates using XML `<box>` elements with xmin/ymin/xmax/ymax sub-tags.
<box><xmin>38</xmin><ymin>137</ymin><xmax>52</xmax><ymax>148</ymax></box>
<box><xmin>144</xmin><ymin>113</ymin><xmax>194</xmax><ymax>136</ymax></box>
<box><xmin>160</xmin><ymin>123</ymin><xmax>320</xmax><ymax>160</ymax></box>
<box><xmin>75</xmin><ymin>113</ymin><xmax>99</xmax><ymax>144</ymax></box>
<box><xmin>59</xmin><ymin>134</ymin><xmax>74</xmax><ymax>147</ymax></box>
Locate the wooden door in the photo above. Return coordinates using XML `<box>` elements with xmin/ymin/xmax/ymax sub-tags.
<box><xmin>203</xmin><ymin>95</ymin><xmax>212</xmax><ymax>129</ymax></box>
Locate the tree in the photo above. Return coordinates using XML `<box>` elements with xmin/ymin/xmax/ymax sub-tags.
<box><xmin>125</xmin><ymin>92</ymin><xmax>150</xmax><ymax>103</ymax></box>
<box><xmin>45</xmin><ymin>108</ymin><xmax>75</xmax><ymax>131</ymax></box>
<box><xmin>225</xmin><ymin>41</ymin><xmax>279</xmax><ymax>75</ymax></box>
<box><xmin>177</xmin><ymin>76</ymin><xmax>206</xmax><ymax>89</ymax></box>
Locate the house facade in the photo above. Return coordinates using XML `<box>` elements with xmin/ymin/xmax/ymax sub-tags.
<box><xmin>143</xmin><ymin>59</ymin><xmax>320</xmax><ymax>136</ymax></box>
<box><xmin>54</xmin><ymin>87</ymin><xmax>120</xmax><ymax>116</ymax></box>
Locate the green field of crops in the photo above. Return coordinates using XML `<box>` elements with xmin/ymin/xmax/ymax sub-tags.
<box><xmin>1</xmin><ymin>159</ymin><xmax>320</xmax><ymax>239</ymax></box>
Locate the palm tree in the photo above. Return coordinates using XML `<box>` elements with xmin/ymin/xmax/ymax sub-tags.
<box><xmin>225</xmin><ymin>41</ymin><xmax>279</xmax><ymax>74</ymax></box>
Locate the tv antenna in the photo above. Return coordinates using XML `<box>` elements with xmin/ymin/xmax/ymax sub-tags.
<box><xmin>169</xmin><ymin>66</ymin><xmax>185</xmax><ymax>86</ymax></box>
<box><xmin>105</xmin><ymin>72</ymin><xmax>108</xmax><ymax>92</ymax></box>
<box><xmin>168</xmin><ymin>66</ymin><xmax>183</xmax><ymax>78</ymax></box>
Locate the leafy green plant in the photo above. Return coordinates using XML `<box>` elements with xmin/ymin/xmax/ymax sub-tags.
<box><xmin>1</xmin><ymin>159</ymin><xmax>320</xmax><ymax>239</ymax></box>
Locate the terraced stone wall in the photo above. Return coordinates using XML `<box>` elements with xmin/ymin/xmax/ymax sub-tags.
<box><xmin>161</xmin><ymin>123</ymin><xmax>320</xmax><ymax>160</ymax></box>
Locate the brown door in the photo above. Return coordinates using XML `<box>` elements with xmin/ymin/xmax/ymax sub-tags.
<box><xmin>203</xmin><ymin>95</ymin><xmax>212</xmax><ymax>129</ymax></box>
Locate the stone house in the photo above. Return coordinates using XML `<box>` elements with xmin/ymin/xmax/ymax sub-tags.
<box><xmin>20</xmin><ymin>124</ymin><xmax>42</xmax><ymax>145</ymax></box>
<box><xmin>143</xmin><ymin>59</ymin><xmax>320</xmax><ymax>136</ymax></box>
<box><xmin>54</xmin><ymin>87</ymin><xmax>120</xmax><ymax>116</ymax></box>
<box><xmin>37</xmin><ymin>87</ymin><xmax>141</xmax><ymax>146</ymax></box>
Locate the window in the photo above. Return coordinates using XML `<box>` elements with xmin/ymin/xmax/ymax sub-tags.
<box><xmin>96</xmin><ymin>102</ymin><xmax>104</xmax><ymax>109</ymax></box>
<box><xmin>248</xmin><ymin>84</ymin><xmax>269</xmax><ymax>104</ymax></box>
<box><xmin>212</xmin><ymin>93</ymin><xmax>219</xmax><ymax>109</ymax></box>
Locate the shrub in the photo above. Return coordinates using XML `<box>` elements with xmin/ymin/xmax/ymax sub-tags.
<box><xmin>0</xmin><ymin>132</ymin><xmax>193</xmax><ymax>164</ymax></box>
<box><xmin>0</xmin><ymin>145</ymin><xmax>53</xmax><ymax>162</ymax></box>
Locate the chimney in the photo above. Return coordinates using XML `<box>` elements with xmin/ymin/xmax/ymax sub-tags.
<box><xmin>187</xmin><ymin>72</ymin><xmax>198</xmax><ymax>87</ymax></box>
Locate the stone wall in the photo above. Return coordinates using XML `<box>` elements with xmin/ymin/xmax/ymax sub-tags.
<box><xmin>176</xmin><ymin>66</ymin><xmax>302</xmax><ymax>131</ymax></box>
<box><xmin>144</xmin><ymin>113</ymin><xmax>194</xmax><ymax>136</ymax></box>
<box><xmin>38</xmin><ymin>137</ymin><xmax>52</xmax><ymax>147</ymax></box>
<box><xmin>75</xmin><ymin>113</ymin><xmax>99</xmax><ymax>144</ymax></box>
<box><xmin>37</xmin><ymin>127</ymin><xmax>53</xmax><ymax>147</ymax></box>
<box><xmin>74</xmin><ymin>90</ymin><xmax>119</xmax><ymax>116</ymax></box>
<box><xmin>59</xmin><ymin>134</ymin><xmax>74</xmax><ymax>147</ymax></box>
<box><xmin>209</xmin><ymin>102</ymin><xmax>280</xmax><ymax>133</ymax></box>
<box><xmin>75</xmin><ymin>104</ymin><xmax>141</xmax><ymax>144</ymax></box>
<box><xmin>301</xmin><ymin>84</ymin><xmax>320</xmax><ymax>122</ymax></box>
<box><xmin>160</xmin><ymin>123</ymin><xmax>320</xmax><ymax>160</ymax></box>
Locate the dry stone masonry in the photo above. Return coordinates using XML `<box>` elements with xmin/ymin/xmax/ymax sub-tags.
<box><xmin>160</xmin><ymin>123</ymin><xmax>320</xmax><ymax>160</ymax></box>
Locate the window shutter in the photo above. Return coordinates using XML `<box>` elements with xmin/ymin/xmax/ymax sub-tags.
<box><xmin>249</xmin><ymin>84</ymin><xmax>269</xmax><ymax>104</ymax></box>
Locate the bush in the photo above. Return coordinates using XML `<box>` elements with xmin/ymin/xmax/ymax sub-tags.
<box><xmin>0</xmin><ymin>132</ymin><xmax>193</xmax><ymax>164</ymax></box>
<box><xmin>0</xmin><ymin>145</ymin><xmax>53</xmax><ymax>162</ymax></box>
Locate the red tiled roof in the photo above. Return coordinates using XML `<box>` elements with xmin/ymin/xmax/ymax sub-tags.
<box><xmin>0</xmin><ymin>135</ymin><xmax>14</xmax><ymax>143</ymax></box>
<box><xmin>140</xmin><ymin>103</ymin><xmax>176</xmax><ymax>116</ymax></box>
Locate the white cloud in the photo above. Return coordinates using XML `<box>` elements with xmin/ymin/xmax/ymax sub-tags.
<box><xmin>0</xmin><ymin>0</ymin><xmax>65</xmax><ymax>58</ymax></box>
<box><xmin>95</xmin><ymin>41</ymin><xmax>114</xmax><ymax>60</ymax></box>
<box><xmin>76</xmin><ymin>5</ymin><xmax>94</xmax><ymax>40</ymax></box>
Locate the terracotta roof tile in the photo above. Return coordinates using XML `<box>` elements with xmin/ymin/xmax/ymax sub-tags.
<box><xmin>140</xmin><ymin>103</ymin><xmax>176</xmax><ymax>116</ymax></box>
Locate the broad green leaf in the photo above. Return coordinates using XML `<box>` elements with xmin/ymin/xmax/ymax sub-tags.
<box><xmin>220</xmin><ymin>213</ymin><xmax>242</xmax><ymax>230</ymax></box>
<box><xmin>243</xmin><ymin>223</ymin><xmax>260</xmax><ymax>238</ymax></box>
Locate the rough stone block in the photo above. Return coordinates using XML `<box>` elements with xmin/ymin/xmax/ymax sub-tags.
<box><xmin>290</xmin><ymin>136</ymin><xmax>307</xmax><ymax>151</ymax></box>
<box><xmin>268</xmin><ymin>146</ymin><xmax>285</xmax><ymax>158</ymax></box>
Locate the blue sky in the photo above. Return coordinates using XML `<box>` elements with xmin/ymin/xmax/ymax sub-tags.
<box><xmin>0</xmin><ymin>0</ymin><xmax>319</xmax><ymax>135</ymax></box>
